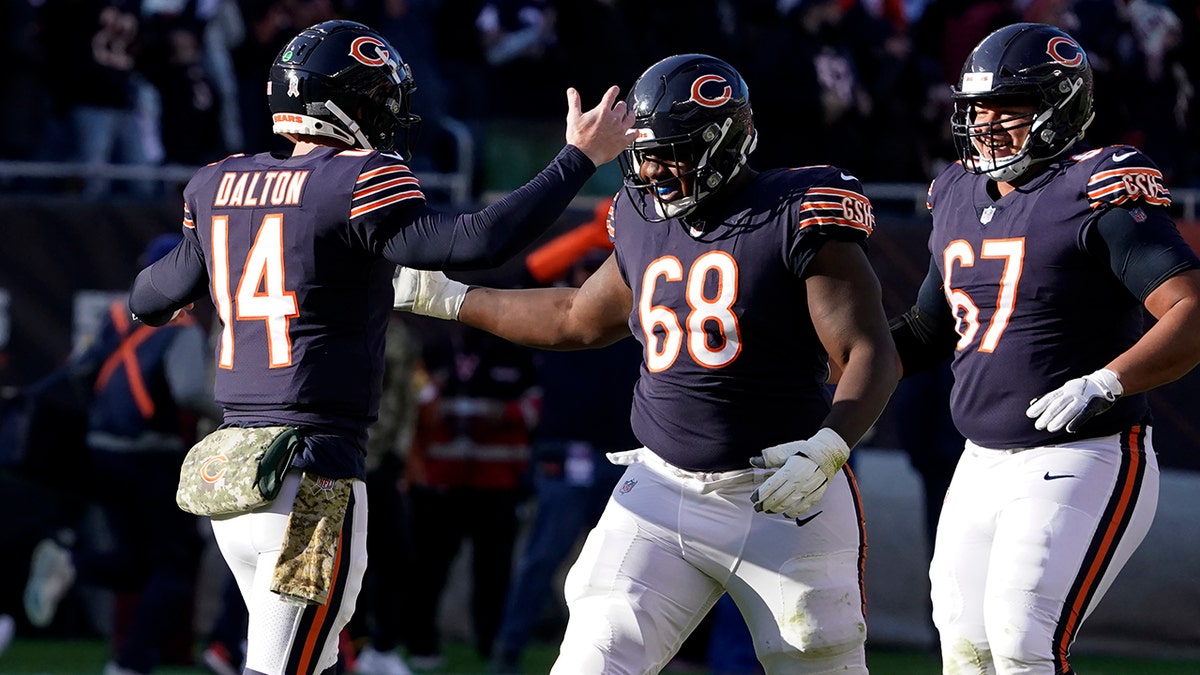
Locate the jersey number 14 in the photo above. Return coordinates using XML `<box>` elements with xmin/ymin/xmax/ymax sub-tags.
<box><xmin>211</xmin><ymin>214</ymin><xmax>300</xmax><ymax>369</ymax></box>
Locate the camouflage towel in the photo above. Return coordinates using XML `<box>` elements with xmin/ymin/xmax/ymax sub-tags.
<box><xmin>271</xmin><ymin>471</ymin><xmax>352</xmax><ymax>606</ymax></box>
<box><xmin>176</xmin><ymin>426</ymin><xmax>301</xmax><ymax>516</ymax></box>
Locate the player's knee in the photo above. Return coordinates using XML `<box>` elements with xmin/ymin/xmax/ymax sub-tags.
<box><xmin>938</xmin><ymin>636</ymin><xmax>994</xmax><ymax>675</ymax></box>
<box><xmin>759</xmin><ymin>589</ymin><xmax>866</xmax><ymax>673</ymax></box>
<box><xmin>988</xmin><ymin>633</ymin><xmax>1055</xmax><ymax>675</ymax></box>
<box><xmin>984</xmin><ymin>606</ymin><xmax>1057</xmax><ymax>673</ymax></box>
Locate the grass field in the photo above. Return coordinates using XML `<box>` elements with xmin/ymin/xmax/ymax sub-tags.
<box><xmin>3</xmin><ymin>639</ymin><xmax>1198</xmax><ymax>675</ymax></box>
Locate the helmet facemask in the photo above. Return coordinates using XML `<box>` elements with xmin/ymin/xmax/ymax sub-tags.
<box><xmin>620</xmin><ymin>113</ymin><xmax>757</xmax><ymax>223</ymax></box>
<box><xmin>952</xmin><ymin>76</ymin><xmax>1091</xmax><ymax>183</ymax></box>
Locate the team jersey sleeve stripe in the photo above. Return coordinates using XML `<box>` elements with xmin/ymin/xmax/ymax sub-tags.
<box><xmin>353</xmin><ymin>176</ymin><xmax>421</xmax><ymax>200</ymax></box>
<box><xmin>1090</xmin><ymin>167</ymin><xmax>1164</xmax><ymax>182</ymax></box>
<box><xmin>350</xmin><ymin>190</ymin><xmax>425</xmax><ymax>219</ymax></box>
<box><xmin>351</xmin><ymin>159</ymin><xmax>425</xmax><ymax>220</ymax></box>
<box><xmin>1086</xmin><ymin>166</ymin><xmax>1172</xmax><ymax>209</ymax></box>
<box><xmin>799</xmin><ymin>184</ymin><xmax>875</xmax><ymax>235</ymax></box>
<box><xmin>797</xmin><ymin>215</ymin><xmax>873</xmax><ymax>233</ymax></box>
<box><xmin>357</xmin><ymin>165</ymin><xmax>413</xmax><ymax>182</ymax></box>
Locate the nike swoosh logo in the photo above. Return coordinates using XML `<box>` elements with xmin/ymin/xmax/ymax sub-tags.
<box><xmin>1043</xmin><ymin>472</ymin><xmax>1075</xmax><ymax>481</ymax></box>
<box><xmin>1112</xmin><ymin>151</ymin><xmax>1136</xmax><ymax>162</ymax></box>
<box><xmin>840</xmin><ymin>172</ymin><xmax>856</xmax><ymax>181</ymax></box>
<box><xmin>795</xmin><ymin>510</ymin><xmax>823</xmax><ymax>527</ymax></box>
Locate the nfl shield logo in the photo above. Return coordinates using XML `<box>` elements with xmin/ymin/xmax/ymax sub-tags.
<box><xmin>980</xmin><ymin>206</ymin><xmax>996</xmax><ymax>225</ymax></box>
<box><xmin>619</xmin><ymin>479</ymin><xmax>638</xmax><ymax>494</ymax></box>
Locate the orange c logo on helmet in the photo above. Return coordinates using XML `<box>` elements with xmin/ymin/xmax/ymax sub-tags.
<box><xmin>200</xmin><ymin>454</ymin><xmax>228</xmax><ymax>483</ymax></box>
<box><xmin>690</xmin><ymin>74</ymin><xmax>732</xmax><ymax>108</ymax></box>
<box><xmin>1047</xmin><ymin>37</ymin><xmax>1083</xmax><ymax>67</ymax></box>
<box><xmin>349</xmin><ymin>36</ymin><xmax>390</xmax><ymax>67</ymax></box>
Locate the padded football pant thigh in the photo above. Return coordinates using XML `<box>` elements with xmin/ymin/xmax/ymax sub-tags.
<box><xmin>550</xmin><ymin>487</ymin><xmax>726</xmax><ymax>675</ymax></box>
<box><xmin>551</xmin><ymin>460</ymin><xmax>867</xmax><ymax>675</ymax></box>
<box><xmin>727</xmin><ymin>469</ymin><xmax>869</xmax><ymax>675</ymax></box>
<box><xmin>211</xmin><ymin>472</ymin><xmax>369</xmax><ymax>675</ymax></box>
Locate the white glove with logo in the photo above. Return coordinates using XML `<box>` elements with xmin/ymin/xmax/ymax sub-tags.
<box><xmin>750</xmin><ymin>427</ymin><xmax>849</xmax><ymax>519</ymax></box>
<box><xmin>1026</xmin><ymin>368</ymin><xmax>1123</xmax><ymax>433</ymax></box>
<box><xmin>392</xmin><ymin>266</ymin><xmax>469</xmax><ymax>320</ymax></box>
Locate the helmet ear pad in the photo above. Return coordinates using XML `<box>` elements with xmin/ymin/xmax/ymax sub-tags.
<box><xmin>619</xmin><ymin>54</ymin><xmax>757</xmax><ymax>223</ymax></box>
<box><xmin>268</xmin><ymin>20</ymin><xmax>420</xmax><ymax>155</ymax></box>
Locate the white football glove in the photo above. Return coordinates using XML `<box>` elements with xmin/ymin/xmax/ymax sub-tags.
<box><xmin>392</xmin><ymin>266</ymin><xmax>469</xmax><ymax>320</ymax></box>
<box><xmin>1026</xmin><ymin>368</ymin><xmax>1123</xmax><ymax>433</ymax></box>
<box><xmin>750</xmin><ymin>427</ymin><xmax>849</xmax><ymax>519</ymax></box>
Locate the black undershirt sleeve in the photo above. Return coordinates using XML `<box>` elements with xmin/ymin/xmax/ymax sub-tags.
<box><xmin>889</xmin><ymin>257</ymin><xmax>960</xmax><ymax>377</ymax></box>
<box><xmin>1087</xmin><ymin>205</ymin><xmax>1200</xmax><ymax>302</ymax></box>
<box><xmin>129</xmin><ymin>234</ymin><xmax>211</xmax><ymax>326</ymax></box>
<box><xmin>379</xmin><ymin>145</ymin><xmax>597</xmax><ymax>271</ymax></box>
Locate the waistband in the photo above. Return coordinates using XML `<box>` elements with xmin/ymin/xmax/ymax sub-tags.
<box><xmin>606</xmin><ymin>447</ymin><xmax>768</xmax><ymax>494</ymax></box>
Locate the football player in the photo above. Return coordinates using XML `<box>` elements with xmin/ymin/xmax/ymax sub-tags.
<box><xmin>393</xmin><ymin>54</ymin><xmax>898</xmax><ymax>674</ymax></box>
<box><xmin>889</xmin><ymin>23</ymin><xmax>1200</xmax><ymax>675</ymax></box>
<box><xmin>127</xmin><ymin>20</ymin><xmax>635</xmax><ymax>675</ymax></box>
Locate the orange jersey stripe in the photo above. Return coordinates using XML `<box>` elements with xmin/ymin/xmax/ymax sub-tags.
<box><xmin>349</xmin><ymin>191</ymin><xmax>424</xmax><ymax>219</ymax></box>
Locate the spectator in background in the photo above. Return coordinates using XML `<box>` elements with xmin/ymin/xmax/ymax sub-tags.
<box><xmin>138</xmin><ymin>0</ymin><xmax>226</xmax><ymax>166</ymax></box>
<box><xmin>1073</xmin><ymin>0</ymin><xmax>1192</xmax><ymax>184</ymax></box>
<box><xmin>404</xmin><ymin>323</ymin><xmax>541</xmax><ymax>668</ymax></box>
<box><xmin>909</xmin><ymin>0</ymin><xmax>1022</xmax><ymax>165</ymax></box>
<box><xmin>489</xmin><ymin>203</ymin><xmax>642</xmax><ymax>674</ymax></box>
<box><xmin>37</xmin><ymin>0</ymin><xmax>155</xmax><ymax>198</ymax></box>
<box><xmin>229</xmin><ymin>0</ymin><xmax>338</xmax><ymax>155</ymax></box>
<box><xmin>744</xmin><ymin>0</ymin><xmax>874</xmax><ymax>171</ymax></box>
<box><xmin>350</xmin><ymin>0</ymin><xmax>451</xmax><ymax>175</ymax></box>
<box><xmin>24</xmin><ymin>233</ymin><xmax>219</xmax><ymax>675</ymax></box>
<box><xmin>476</xmin><ymin>0</ymin><xmax>564</xmax><ymax>119</ymax></box>
<box><xmin>551</xmin><ymin>1</ymin><xmax>643</xmax><ymax>107</ymax></box>
<box><xmin>0</xmin><ymin>0</ymin><xmax>47</xmax><ymax>161</ymax></box>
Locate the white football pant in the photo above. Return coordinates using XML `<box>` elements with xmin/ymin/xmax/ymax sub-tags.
<box><xmin>551</xmin><ymin>448</ymin><xmax>868</xmax><ymax>675</ymax></box>
<box><xmin>210</xmin><ymin>472</ymin><xmax>369</xmax><ymax>675</ymax></box>
<box><xmin>931</xmin><ymin>426</ymin><xmax>1158</xmax><ymax>675</ymax></box>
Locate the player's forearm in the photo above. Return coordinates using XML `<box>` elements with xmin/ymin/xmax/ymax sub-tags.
<box><xmin>1108</xmin><ymin>293</ymin><xmax>1200</xmax><ymax>395</ymax></box>
<box><xmin>826</xmin><ymin>342</ymin><xmax>900</xmax><ymax>449</ymax></box>
<box><xmin>129</xmin><ymin>264</ymin><xmax>206</xmax><ymax>326</ymax></box>
<box><xmin>457</xmin><ymin>286</ymin><xmax>612</xmax><ymax>350</ymax></box>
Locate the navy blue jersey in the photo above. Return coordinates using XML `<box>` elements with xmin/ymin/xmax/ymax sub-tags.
<box><xmin>612</xmin><ymin>166</ymin><xmax>874</xmax><ymax>471</ymax></box>
<box><xmin>130</xmin><ymin>145</ymin><xmax>595</xmax><ymax>478</ymax></box>
<box><xmin>925</xmin><ymin>145</ymin><xmax>1199</xmax><ymax>448</ymax></box>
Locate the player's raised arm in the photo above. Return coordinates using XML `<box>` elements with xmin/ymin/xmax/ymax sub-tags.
<box><xmin>374</xmin><ymin>87</ymin><xmax>634</xmax><ymax>271</ymax></box>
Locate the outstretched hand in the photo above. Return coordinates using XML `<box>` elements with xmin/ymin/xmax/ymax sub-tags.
<box><xmin>565</xmin><ymin>85</ymin><xmax>638</xmax><ymax>167</ymax></box>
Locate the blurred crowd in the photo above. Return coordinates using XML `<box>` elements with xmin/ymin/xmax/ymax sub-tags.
<box><xmin>1</xmin><ymin>0</ymin><xmax>1198</xmax><ymax>196</ymax></box>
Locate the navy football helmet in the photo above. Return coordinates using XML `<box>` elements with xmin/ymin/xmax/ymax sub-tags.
<box><xmin>268</xmin><ymin>21</ymin><xmax>420</xmax><ymax>156</ymax></box>
<box><xmin>951</xmin><ymin>23</ymin><xmax>1093</xmax><ymax>182</ymax></box>
<box><xmin>618</xmin><ymin>54</ymin><xmax>757</xmax><ymax>222</ymax></box>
